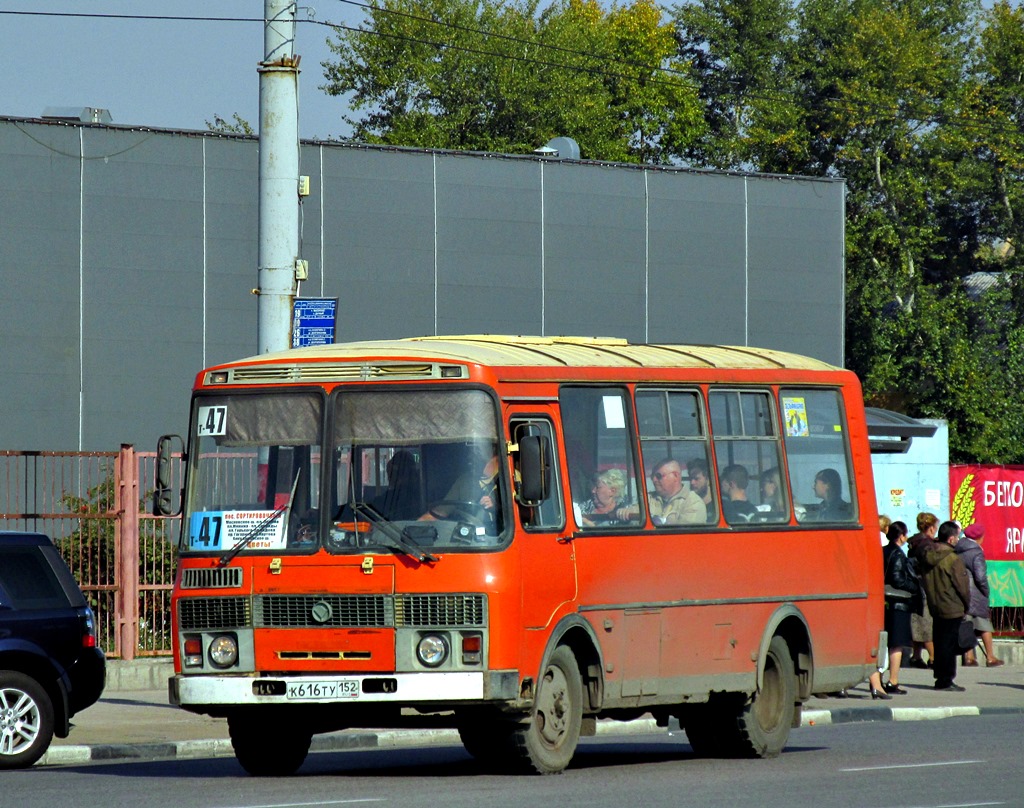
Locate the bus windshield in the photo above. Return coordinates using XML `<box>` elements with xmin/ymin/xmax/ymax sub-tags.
<box><xmin>327</xmin><ymin>388</ymin><xmax>506</xmax><ymax>553</ymax></box>
<box><xmin>182</xmin><ymin>392</ymin><xmax>323</xmax><ymax>556</ymax></box>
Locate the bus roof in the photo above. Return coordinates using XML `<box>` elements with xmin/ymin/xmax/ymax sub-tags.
<box><xmin>219</xmin><ymin>336</ymin><xmax>841</xmax><ymax>372</ymax></box>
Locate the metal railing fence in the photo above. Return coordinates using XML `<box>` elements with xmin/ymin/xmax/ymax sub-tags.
<box><xmin>0</xmin><ymin>446</ymin><xmax>180</xmax><ymax>659</ymax></box>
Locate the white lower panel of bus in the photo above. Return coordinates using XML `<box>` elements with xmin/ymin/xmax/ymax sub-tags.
<box><xmin>173</xmin><ymin>671</ymin><xmax>485</xmax><ymax>705</ymax></box>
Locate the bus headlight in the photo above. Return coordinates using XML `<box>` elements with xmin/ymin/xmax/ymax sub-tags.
<box><xmin>208</xmin><ymin>635</ymin><xmax>239</xmax><ymax>668</ymax></box>
<box><xmin>416</xmin><ymin>634</ymin><xmax>449</xmax><ymax>668</ymax></box>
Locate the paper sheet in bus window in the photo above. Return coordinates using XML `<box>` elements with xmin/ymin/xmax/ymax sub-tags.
<box><xmin>603</xmin><ymin>396</ymin><xmax>626</xmax><ymax>429</ymax></box>
<box><xmin>187</xmin><ymin>510</ymin><xmax>287</xmax><ymax>551</ymax></box>
<box><xmin>782</xmin><ymin>397</ymin><xmax>809</xmax><ymax>437</ymax></box>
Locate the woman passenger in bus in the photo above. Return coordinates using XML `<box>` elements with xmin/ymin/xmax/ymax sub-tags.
<box><xmin>758</xmin><ymin>467</ymin><xmax>785</xmax><ymax>514</ymax></box>
<box><xmin>578</xmin><ymin>468</ymin><xmax>633</xmax><ymax>527</ymax></box>
<box><xmin>812</xmin><ymin>467</ymin><xmax>852</xmax><ymax>521</ymax></box>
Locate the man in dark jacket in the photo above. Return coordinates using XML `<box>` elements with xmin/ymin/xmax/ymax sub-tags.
<box><xmin>918</xmin><ymin>521</ymin><xmax>972</xmax><ymax>691</ymax></box>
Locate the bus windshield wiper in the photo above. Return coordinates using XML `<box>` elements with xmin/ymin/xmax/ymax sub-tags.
<box><xmin>218</xmin><ymin>470</ymin><xmax>300</xmax><ymax>567</ymax></box>
<box><xmin>351</xmin><ymin>501</ymin><xmax>439</xmax><ymax>563</ymax></box>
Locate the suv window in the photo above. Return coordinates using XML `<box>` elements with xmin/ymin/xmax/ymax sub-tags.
<box><xmin>0</xmin><ymin>547</ymin><xmax>70</xmax><ymax>610</ymax></box>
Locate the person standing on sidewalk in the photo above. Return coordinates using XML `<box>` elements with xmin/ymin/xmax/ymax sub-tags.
<box><xmin>882</xmin><ymin>520</ymin><xmax>918</xmax><ymax>694</ymax></box>
<box><xmin>956</xmin><ymin>523</ymin><xmax>1004</xmax><ymax>668</ymax></box>
<box><xmin>907</xmin><ymin>512</ymin><xmax>939</xmax><ymax>668</ymax></box>
<box><xmin>918</xmin><ymin>520</ymin><xmax>972</xmax><ymax>691</ymax></box>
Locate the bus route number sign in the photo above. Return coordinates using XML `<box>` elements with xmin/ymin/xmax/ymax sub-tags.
<box><xmin>197</xmin><ymin>405</ymin><xmax>227</xmax><ymax>436</ymax></box>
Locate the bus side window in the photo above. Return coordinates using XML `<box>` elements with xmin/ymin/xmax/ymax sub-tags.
<box><xmin>510</xmin><ymin>418</ymin><xmax>564</xmax><ymax>530</ymax></box>
<box><xmin>559</xmin><ymin>387</ymin><xmax>642</xmax><ymax>530</ymax></box>
<box><xmin>635</xmin><ymin>388</ymin><xmax>714</xmax><ymax>526</ymax></box>
<box><xmin>780</xmin><ymin>389</ymin><xmax>856</xmax><ymax>524</ymax></box>
<box><xmin>709</xmin><ymin>389</ymin><xmax>788</xmax><ymax>526</ymax></box>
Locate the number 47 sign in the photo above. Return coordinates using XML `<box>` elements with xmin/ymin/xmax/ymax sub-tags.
<box><xmin>197</xmin><ymin>405</ymin><xmax>227</xmax><ymax>436</ymax></box>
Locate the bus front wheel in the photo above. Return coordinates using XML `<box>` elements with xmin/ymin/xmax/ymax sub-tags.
<box><xmin>510</xmin><ymin>645</ymin><xmax>583</xmax><ymax>774</ymax></box>
<box><xmin>228</xmin><ymin>712</ymin><xmax>312</xmax><ymax>776</ymax></box>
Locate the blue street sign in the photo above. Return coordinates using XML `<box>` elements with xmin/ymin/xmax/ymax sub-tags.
<box><xmin>292</xmin><ymin>298</ymin><xmax>338</xmax><ymax>348</ymax></box>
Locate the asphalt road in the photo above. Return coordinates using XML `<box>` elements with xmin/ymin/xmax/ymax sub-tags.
<box><xmin>7</xmin><ymin>713</ymin><xmax>1022</xmax><ymax>808</ymax></box>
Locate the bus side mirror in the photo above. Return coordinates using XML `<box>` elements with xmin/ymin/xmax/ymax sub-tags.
<box><xmin>517</xmin><ymin>435</ymin><xmax>550</xmax><ymax>505</ymax></box>
<box><xmin>154</xmin><ymin>434</ymin><xmax>185</xmax><ymax>516</ymax></box>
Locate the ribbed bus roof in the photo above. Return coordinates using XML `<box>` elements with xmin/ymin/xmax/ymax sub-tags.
<box><xmin>229</xmin><ymin>335</ymin><xmax>840</xmax><ymax>371</ymax></box>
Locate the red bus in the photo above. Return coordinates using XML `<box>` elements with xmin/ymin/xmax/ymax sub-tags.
<box><xmin>155</xmin><ymin>335</ymin><xmax>884</xmax><ymax>775</ymax></box>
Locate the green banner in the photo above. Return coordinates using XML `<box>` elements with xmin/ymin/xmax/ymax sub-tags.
<box><xmin>987</xmin><ymin>561</ymin><xmax>1024</xmax><ymax>607</ymax></box>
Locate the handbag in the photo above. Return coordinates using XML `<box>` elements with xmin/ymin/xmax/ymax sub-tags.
<box><xmin>957</xmin><ymin>617</ymin><xmax>978</xmax><ymax>652</ymax></box>
<box><xmin>883</xmin><ymin>551</ymin><xmax>913</xmax><ymax>600</ymax></box>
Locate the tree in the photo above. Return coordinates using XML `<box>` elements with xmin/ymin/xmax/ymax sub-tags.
<box><xmin>206</xmin><ymin>113</ymin><xmax>255</xmax><ymax>135</ymax></box>
<box><xmin>321</xmin><ymin>0</ymin><xmax>704</xmax><ymax>162</ymax></box>
<box><xmin>673</xmin><ymin>0</ymin><xmax>804</xmax><ymax>171</ymax></box>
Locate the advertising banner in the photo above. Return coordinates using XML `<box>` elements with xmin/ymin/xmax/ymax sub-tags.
<box><xmin>950</xmin><ymin>465</ymin><xmax>1024</xmax><ymax>606</ymax></box>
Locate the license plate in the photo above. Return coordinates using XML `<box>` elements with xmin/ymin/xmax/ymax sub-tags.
<box><xmin>286</xmin><ymin>680</ymin><xmax>360</xmax><ymax>700</ymax></box>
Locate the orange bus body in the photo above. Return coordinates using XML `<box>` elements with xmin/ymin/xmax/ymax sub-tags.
<box><xmin>163</xmin><ymin>336</ymin><xmax>884</xmax><ymax>775</ymax></box>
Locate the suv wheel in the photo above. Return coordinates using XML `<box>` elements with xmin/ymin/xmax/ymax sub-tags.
<box><xmin>0</xmin><ymin>671</ymin><xmax>55</xmax><ymax>769</ymax></box>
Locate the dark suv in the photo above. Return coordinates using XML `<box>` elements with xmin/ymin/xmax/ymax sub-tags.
<box><xmin>0</xmin><ymin>531</ymin><xmax>106</xmax><ymax>768</ymax></box>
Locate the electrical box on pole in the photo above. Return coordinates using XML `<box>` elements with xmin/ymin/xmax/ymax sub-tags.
<box><xmin>257</xmin><ymin>0</ymin><xmax>301</xmax><ymax>355</ymax></box>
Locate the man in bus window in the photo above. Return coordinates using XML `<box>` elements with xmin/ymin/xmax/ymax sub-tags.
<box><xmin>686</xmin><ymin>458</ymin><xmax>714</xmax><ymax>511</ymax></box>
<box><xmin>618</xmin><ymin>458</ymin><xmax>705</xmax><ymax>525</ymax></box>
<box><xmin>812</xmin><ymin>467</ymin><xmax>852</xmax><ymax>521</ymax></box>
<box><xmin>720</xmin><ymin>464</ymin><xmax>758</xmax><ymax>523</ymax></box>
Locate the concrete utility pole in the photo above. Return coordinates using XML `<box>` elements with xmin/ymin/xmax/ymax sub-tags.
<box><xmin>257</xmin><ymin>0</ymin><xmax>301</xmax><ymax>354</ymax></box>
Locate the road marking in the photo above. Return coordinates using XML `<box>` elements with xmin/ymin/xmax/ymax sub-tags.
<box><xmin>840</xmin><ymin>759</ymin><xmax>985</xmax><ymax>772</ymax></box>
<box><xmin>212</xmin><ymin>800</ymin><xmax>385</xmax><ymax>808</ymax></box>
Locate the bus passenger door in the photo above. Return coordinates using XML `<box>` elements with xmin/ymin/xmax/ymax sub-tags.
<box><xmin>509</xmin><ymin>413</ymin><xmax>577</xmax><ymax>630</ymax></box>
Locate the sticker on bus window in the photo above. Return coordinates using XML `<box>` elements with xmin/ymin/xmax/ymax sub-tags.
<box><xmin>197</xmin><ymin>405</ymin><xmax>228</xmax><ymax>436</ymax></box>
<box><xmin>782</xmin><ymin>397</ymin><xmax>809</xmax><ymax>437</ymax></box>
<box><xmin>602</xmin><ymin>396</ymin><xmax>626</xmax><ymax>429</ymax></box>
<box><xmin>187</xmin><ymin>510</ymin><xmax>287</xmax><ymax>551</ymax></box>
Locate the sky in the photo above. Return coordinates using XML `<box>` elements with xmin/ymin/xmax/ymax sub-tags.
<box><xmin>0</xmin><ymin>1</ymin><xmax>362</xmax><ymax>139</ymax></box>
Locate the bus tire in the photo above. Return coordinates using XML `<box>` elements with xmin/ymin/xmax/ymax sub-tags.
<box><xmin>457</xmin><ymin>713</ymin><xmax>513</xmax><ymax>767</ymax></box>
<box><xmin>510</xmin><ymin>645</ymin><xmax>583</xmax><ymax>774</ymax></box>
<box><xmin>679</xmin><ymin>702</ymin><xmax>727</xmax><ymax>757</ymax></box>
<box><xmin>228</xmin><ymin>712</ymin><xmax>312</xmax><ymax>776</ymax></box>
<box><xmin>735</xmin><ymin>635</ymin><xmax>795</xmax><ymax>758</ymax></box>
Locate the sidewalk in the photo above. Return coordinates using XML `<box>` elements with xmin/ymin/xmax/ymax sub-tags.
<box><xmin>41</xmin><ymin>649</ymin><xmax>1024</xmax><ymax>766</ymax></box>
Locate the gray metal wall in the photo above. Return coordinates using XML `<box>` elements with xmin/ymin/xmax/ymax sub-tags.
<box><xmin>0</xmin><ymin>119</ymin><xmax>845</xmax><ymax>452</ymax></box>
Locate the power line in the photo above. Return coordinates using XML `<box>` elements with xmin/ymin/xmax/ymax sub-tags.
<box><xmin>4</xmin><ymin>5</ymin><xmax>1021</xmax><ymax>142</ymax></box>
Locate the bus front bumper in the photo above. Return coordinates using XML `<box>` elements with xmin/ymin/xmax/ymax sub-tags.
<box><xmin>170</xmin><ymin>669</ymin><xmax>520</xmax><ymax>707</ymax></box>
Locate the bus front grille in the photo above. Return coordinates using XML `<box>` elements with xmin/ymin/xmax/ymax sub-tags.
<box><xmin>177</xmin><ymin>593</ymin><xmax>486</xmax><ymax>630</ymax></box>
<box><xmin>178</xmin><ymin>596</ymin><xmax>251</xmax><ymax>630</ymax></box>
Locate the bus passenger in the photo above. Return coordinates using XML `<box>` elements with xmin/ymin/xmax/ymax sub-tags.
<box><xmin>813</xmin><ymin>467</ymin><xmax>852</xmax><ymax>521</ymax></box>
<box><xmin>759</xmin><ymin>467</ymin><xmax>784</xmax><ymax>513</ymax></box>
<box><xmin>373</xmin><ymin>450</ymin><xmax>422</xmax><ymax>520</ymax></box>
<box><xmin>720</xmin><ymin>464</ymin><xmax>758</xmax><ymax>523</ymax></box>
<box><xmin>579</xmin><ymin>468</ymin><xmax>633</xmax><ymax>527</ymax></box>
<box><xmin>618</xmin><ymin>458</ymin><xmax>705</xmax><ymax>525</ymax></box>
<box><xmin>686</xmin><ymin>458</ymin><xmax>713</xmax><ymax>511</ymax></box>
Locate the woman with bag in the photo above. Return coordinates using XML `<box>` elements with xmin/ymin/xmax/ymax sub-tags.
<box><xmin>956</xmin><ymin>523</ymin><xmax>1004</xmax><ymax>667</ymax></box>
<box><xmin>882</xmin><ymin>521</ymin><xmax>918</xmax><ymax>694</ymax></box>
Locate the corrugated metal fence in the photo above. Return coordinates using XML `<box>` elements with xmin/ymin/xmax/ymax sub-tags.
<box><xmin>0</xmin><ymin>446</ymin><xmax>180</xmax><ymax>659</ymax></box>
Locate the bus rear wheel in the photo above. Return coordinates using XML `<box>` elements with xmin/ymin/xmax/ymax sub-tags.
<box><xmin>735</xmin><ymin>635</ymin><xmax>796</xmax><ymax>758</ymax></box>
<box><xmin>510</xmin><ymin>645</ymin><xmax>583</xmax><ymax>774</ymax></box>
<box><xmin>681</xmin><ymin>636</ymin><xmax>795</xmax><ymax>759</ymax></box>
<box><xmin>228</xmin><ymin>712</ymin><xmax>312</xmax><ymax>776</ymax></box>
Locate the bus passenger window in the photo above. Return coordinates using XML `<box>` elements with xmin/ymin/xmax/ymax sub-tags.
<box><xmin>780</xmin><ymin>389</ymin><xmax>856</xmax><ymax>524</ymax></box>
<box><xmin>709</xmin><ymin>389</ymin><xmax>788</xmax><ymax>526</ymax></box>
<box><xmin>635</xmin><ymin>389</ymin><xmax>713</xmax><ymax>526</ymax></box>
<box><xmin>560</xmin><ymin>387</ymin><xmax>641</xmax><ymax>529</ymax></box>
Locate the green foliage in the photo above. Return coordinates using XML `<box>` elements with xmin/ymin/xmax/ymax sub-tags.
<box><xmin>321</xmin><ymin>0</ymin><xmax>704</xmax><ymax>161</ymax></box>
<box><xmin>206</xmin><ymin>112</ymin><xmax>255</xmax><ymax>135</ymax></box>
